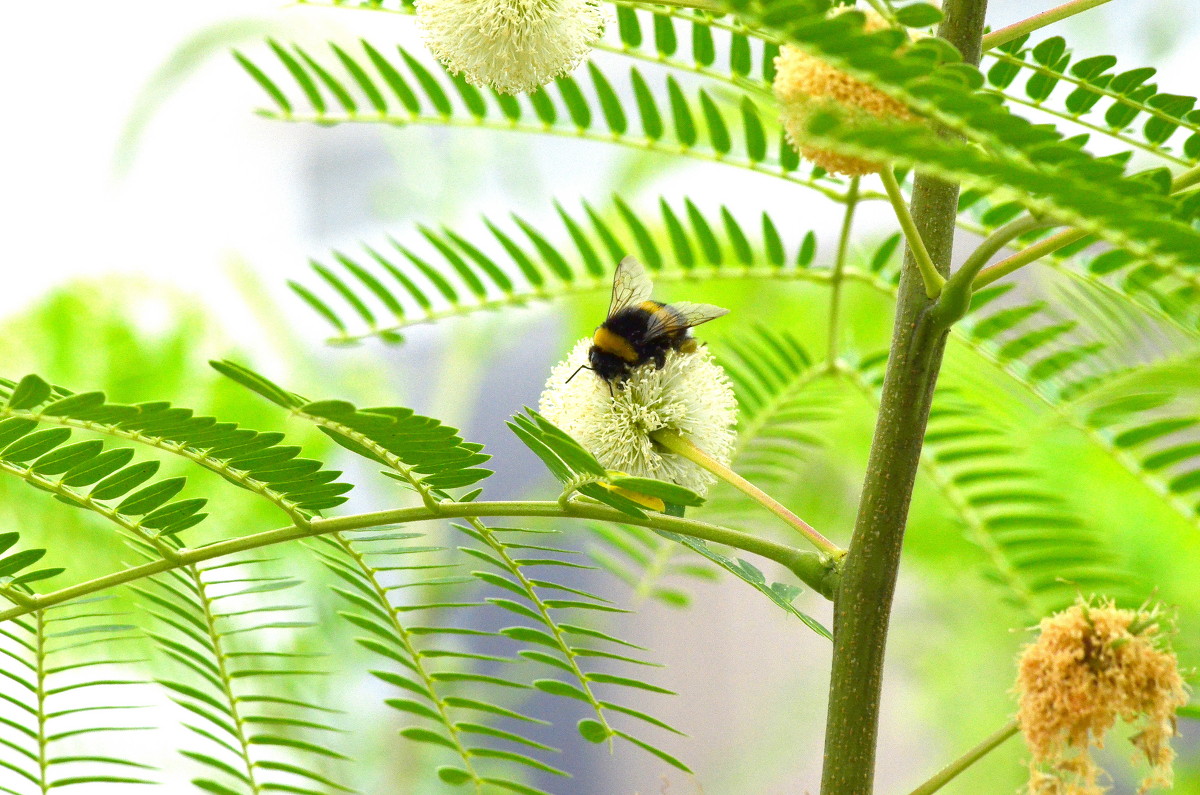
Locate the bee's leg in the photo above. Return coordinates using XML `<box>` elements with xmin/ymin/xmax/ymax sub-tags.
<box><xmin>654</xmin><ymin>352</ymin><xmax>667</xmax><ymax>370</ymax></box>
<box><xmin>608</xmin><ymin>381</ymin><xmax>615</xmax><ymax>398</ymax></box>
<box><xmin>679</xmin><ymin>339</ymin><xmax>698</xmax><ymax>354</ymax></box>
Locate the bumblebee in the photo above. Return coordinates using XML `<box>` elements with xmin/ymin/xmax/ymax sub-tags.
<box><xmin>568</xmin><ymin>256</ymin><xmax>729</xmax><ymax>389</ymax></box>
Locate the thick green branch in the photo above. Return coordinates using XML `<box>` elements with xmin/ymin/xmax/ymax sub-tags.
<box><xmin>820</xmin><ymin>0</ymin><xmax>990</xmax><ymax>792</ymax></box>
<box><xmin>0</xmin><ymin>501</ymin><xmax>833</xmax><ymax>624</ymax></box>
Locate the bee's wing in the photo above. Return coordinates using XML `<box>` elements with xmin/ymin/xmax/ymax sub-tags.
<box><xmin>607</xmin><ymin>256</ymin><xmax>655</xmax><ymax>318</ymax></box>
<box><xmin>663</xmin><ymin>302</ymin><xmax>730</xmax><ymax>329</ymax></box>
<box><xmin>639</xmin><ymin>301</ymin><xmax>730</xmax><ymax>340</ymax></box>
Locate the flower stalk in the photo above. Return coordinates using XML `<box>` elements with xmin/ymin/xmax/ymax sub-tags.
<box><xmin>650</xmin><ymin>428</ymin><xmax>843</xmax><ymax>557</ymax></box>
<box><xmin>828</xmin><ymin>176</ymin><xmax>862</xmax><ymax>366</ymax></box>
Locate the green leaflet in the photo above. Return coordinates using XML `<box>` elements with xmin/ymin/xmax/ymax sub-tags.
<box><xmin>210</xmin><ymin>361</ymin><xmax>491</xmax><ymax>497</ymax></box>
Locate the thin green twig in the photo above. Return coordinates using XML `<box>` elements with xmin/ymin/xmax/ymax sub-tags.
<box><xmin>828</xmin><ymin>176</ymin><xmax>862</xmax><ymax>366</ymax></box>
<box><xmin>907</xmin><ymin>720</ymin><xmax>1020</xmax><ymax>795</ymax></box>
<box><xmin>0</xmin><ymin>501</ymin><xmax>830</xmax><ymax>624</ymax></box>
<box><xmin>971</xmin><ymin>163</ymin><xmax>1200</xmax><ymax>289</ymax></box>
<box><xmin>934</xmin><ymin>215</ymin><xmax>1056</xmax><ymax>324</ymax></box>
<box><xmin>973</xmin><ymin>228</ymin><xmax>1087</xmax><ymax>289</ymax></box>
<box><xmin>880</xmin><ymin>168</ymin><xmax>945</xmax><ymax>298</ymax></box>
<box><xmin>982</xmin><ymin>0</ymin><xmax>1114</xmax><ymax>51</ymax></box>
<box><xmin>862</xmin><ymin>0</ymin><xmax>900</xmax><ymax>25</ymax></box>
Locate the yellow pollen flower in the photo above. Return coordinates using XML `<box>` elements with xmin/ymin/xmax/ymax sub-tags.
<box><xmin>772</xmin><ymin>9</ymin><xmax>914</xmax><ymax>176</ymax></box>
<box><xmin>1015</xmin><ymin>598</ymin><xmax>1189</xmax><ymax>795</ymax></box>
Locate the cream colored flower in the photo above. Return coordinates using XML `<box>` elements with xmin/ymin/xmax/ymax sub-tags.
<box><xmin>415</xmin><ymin>0</ymin><xmax>605</xmax><ymax>95</ymax></box>
<box><xmin>1016</xmin><ymin>598</ymin><xmax>1189</xmax><ymax>794</ymax></box>
<box><xmin>773</xmin><ymin>9</ymin><xmax>913</xmax><ymax>176</ymax></box>
<box><xmin>539</xmin><ymin>339</ymin><xmax>737</xmax><ymax>496</ymax></box>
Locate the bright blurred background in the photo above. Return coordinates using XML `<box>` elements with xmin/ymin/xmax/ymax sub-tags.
<box><xmin>2</xmin><ymin>1</ymin><xmax>1199</xmax><ymax>793</ymax></box>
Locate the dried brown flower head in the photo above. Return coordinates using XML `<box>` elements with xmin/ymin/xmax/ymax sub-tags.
<box><xmin>772</xmin><ymin>9</ymin><xmax>913</xmax><ymax>176</ymax></box>
<box><xmin>1016</xmin><ymin>598</ymin><xmax>1189</xmax><ymax>794</ymax></box>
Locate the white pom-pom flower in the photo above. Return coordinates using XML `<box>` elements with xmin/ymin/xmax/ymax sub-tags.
<box><xmin>415</xmin><ymin>0</ymin><xmax>605</xmax><ymax>95</ymax></box>
<box><xmin>539</xmin><ymin>338</ymin><xmax>738</xmax><ymax>496</ymax></box>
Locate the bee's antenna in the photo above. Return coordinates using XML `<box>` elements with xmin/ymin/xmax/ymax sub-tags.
<box><xmin>565</xmin><ymin>364</ymin><xmax>593</xmax><ymax>384</ymax></box>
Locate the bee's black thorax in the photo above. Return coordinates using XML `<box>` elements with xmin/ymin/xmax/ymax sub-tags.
<box><xmin>588</xmin><ymin>301</ymin><xmax>694</xmax><ymax>386</ymax></box>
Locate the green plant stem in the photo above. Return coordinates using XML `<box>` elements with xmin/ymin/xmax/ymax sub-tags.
<box><xmin>880</xmin><ymin>167</ymin><xmax>945</xmax><ymax>298</ymax></box>
<box><xmin>971</xmin><ymin>163</ymin><xmax>1200</xmax><ymax>289</ymax></box>
<box><xmin>1173</xmin><ymin>163</ymin><xmax>1200</xmax><ymax>192</ymax></box>
<box><xmin>862</xmin><ymin>0</ymin><xmax>899</xmax><ymax>25</ymax></box>
<box><xmin>820</xmin><ymin>0</ymin><xmax>990</xmax><ymax>792</ymax></box>
<box><xmin>934</xmin><ymin>215</ymin><xmax>1055</xmax><ymax>324</ymax></box>
<box><xmin>0</xmin><ymin>500</ymin><xmax>832</xmax><ymax>624</ymax></box>
<box><xmin>649</xmin><ymin>428</ymin><xmax>843</xmax><ymax>557</ymax></box>
<box><xmin>625</xmin><ymin>0</ymin><xmax>722</xmax><ymax>11</ymax></box>
<box><xmin>907</xmin><ymin>720</ymin><xmax>1020</xmax><ymax>795</ymax></box>
<box><xmin>828</xmin><ymin>176</ymin><xmax>862</xmax><ymax>367</ymax></box>
<box><xmin>973</xmin><ymin>228</ymin><xmax>1087</xmax><ymax>288</ymax></box>
<box><xmin>982</xmin><ymin>0</ymin><xmax>1113</xmax><ymax>51</ymax></box>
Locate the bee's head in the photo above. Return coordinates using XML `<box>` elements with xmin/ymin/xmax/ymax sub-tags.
<box><xmin>587</xmin><ymin>346</ymin><xmax>627</xmax><ymax>383</ymax></box>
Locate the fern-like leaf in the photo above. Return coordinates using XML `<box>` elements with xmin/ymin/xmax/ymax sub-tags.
<box><xmin>232</xmin><ymin>39</ymin><xmax>848</xmax><ymax>212</ymax></box>
<box><xmin>724</xmin><ymin>0</ymin><xmax>1200</xmax><ymax>270</ymax></box>
<box><xmin>136</xmin><ymin>553</ymin><xmax>351</xmax><ymax>794</ymax></box>
<box><xmin>846</xmin><ymin>357</ymin><xmax>1139</xmax><ymax>616</ymax></box>
<box><xmin>288</xmin><ymin>198</ymin><xmax>833</xmax><ymax>343</ymax></box>
<box><xmin>984</xmin><ymin>34</ymin><xmax>1200</xmax><ymax>166</ymax></box>
<box><xmin>0</xmin><ymin>598</ymin><xmax>156</xmax><ymax>793</ymax></box>
<box><xmin>0</xmin><ymin>374</ymin><xmax>351</xmax><ymax>526</ymax></box>
<box><xmin>957</xmin><ymin>293</ymin><xmax>1200</xmax><ymax>530</ymax></box>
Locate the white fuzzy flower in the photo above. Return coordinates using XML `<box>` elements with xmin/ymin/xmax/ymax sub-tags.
<box><xmin>539</xmin><ymin>339</ymin><xmax>738</xmax><ymax>496</ymax></box>
<box><xmin>415</xmin><ymin>0</ymin><xmax>605</xmax><ymax>95</ymax></box>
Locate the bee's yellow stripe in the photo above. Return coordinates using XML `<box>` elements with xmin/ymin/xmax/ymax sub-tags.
<box><xmin>593</xmin><ymin>327</ymin><xmax>639</xmax><ymax>362</ymax></box>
